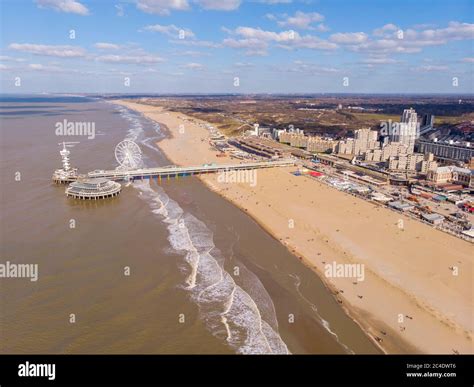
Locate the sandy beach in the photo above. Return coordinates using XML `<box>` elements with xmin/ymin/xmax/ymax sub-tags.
<box><xmin>114</xmin><ymin>99</ymin><xmax>473</xmax><ymax>354</ymax></box>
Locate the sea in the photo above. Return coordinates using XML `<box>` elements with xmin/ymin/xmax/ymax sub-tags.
<box><xmin>0</xmin><ymin>95</ymin><xmax>380</xmax><ymax>354</ymax></box>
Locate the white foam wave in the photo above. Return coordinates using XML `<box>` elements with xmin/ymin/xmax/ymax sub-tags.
<box><xmin>116</xmin><ymin>106</ymin><xmax>289</xmax><ymax>354</ymax></box>
<box><xmin>135</xmin><ymin>180</ymin><xmax>289</xmax><ymax>354</ymax></box>
<box><xmin>115</xmin><ymin>106</ymin><xmax>144</xmax><ymax>141</ymax></box>
<box><xmin>289</xmin><ymin>273</ymin><xmax>354</xmax><ymax>354</ymax></box>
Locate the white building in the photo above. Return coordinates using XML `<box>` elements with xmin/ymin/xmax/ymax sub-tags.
<box><xmin>337</xmin><ymin>128</ymin><xmax>379</xmax><ymax>156</ymax></box>
<box><xmin>389</xmin><ymin>108</ymin><xmax>419</xmax><ymax>153</ymax></box>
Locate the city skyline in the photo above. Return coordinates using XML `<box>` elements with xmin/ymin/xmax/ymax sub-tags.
<box><xmin>0</xmin><ymin>0</ymin><xmax>473</xmax><ymax>94</ymax></box>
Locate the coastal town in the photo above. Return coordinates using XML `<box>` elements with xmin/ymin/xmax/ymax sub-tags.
<box><xmin>3</xmin><ymin>94</ymin><xmax>471</xmax><ymax>385</ymax></box>
<box><xmin>2</xmin><ymin>0</ymin><xmax>473</xmax><ymax>383</ymax></box>
<box><xmin>44</xmin><ymin>95</ymin><xmax>473</xmax><ymax>356</ymax></box>
<box><xmin>131</xmin><ymin>98</ymin><xmax>474</xmax><ymax>243</ymax></box>
<box><xmin>112</xmin><ymin>98</ymin><xmax>473</xmax><ymax>356</ymax></box>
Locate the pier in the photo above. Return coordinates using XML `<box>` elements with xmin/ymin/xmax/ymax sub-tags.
<box><xmin>65</xmin><ymin>178</ymin><xmax>122</xmax><ymax>200</ymax></box>
<box><xmin>86</xmin><ymin>159</ymin><xmax>295</xmax><ymax>181</ymax></box>
<box><xmin>52</xmin><ymin>142</ymin><xmax>296</xmax><ymax>197</ymax></box>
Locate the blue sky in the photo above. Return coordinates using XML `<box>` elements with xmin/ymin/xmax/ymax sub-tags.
<box><xmin>0</xmin><ymin>0</ymin><xmax>473</xmax><ymax>93</ymax></box>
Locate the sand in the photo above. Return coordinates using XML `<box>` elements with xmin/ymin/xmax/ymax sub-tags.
<box><xmin>114</xmin><ymin>99</ymin><xmax>473</xmax><ymax>354</ymax></box>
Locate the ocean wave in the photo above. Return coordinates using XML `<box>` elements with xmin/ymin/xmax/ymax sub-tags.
<box><xmin>135</xmin><ymin>180</ymin><xmax>289</xmax><ymax>354</ymax></box>
<box><xmin>115</xmin><ymin>106</ymin><xmax>145</xmax><ymax>142</ymax></box>
<box><xmin>116</xmin><ymin>106</ymin><xmax>165</xmax><ymax>167</ymax></box>
<box><xmin>116</xmin><ymin>106</ymin><xmax>289</xmax><ymax>354</ymax></box>
<box><xmin>289</xmin><ymin>273</ymin><xmax>353</xmax><ymax>354</ymax></box>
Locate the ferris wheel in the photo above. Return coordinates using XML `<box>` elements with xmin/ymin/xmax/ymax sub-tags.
<box><xmin>115</xmin><ymin>140</ymin><xmax>142</xmax><ymax>169</ymax></box>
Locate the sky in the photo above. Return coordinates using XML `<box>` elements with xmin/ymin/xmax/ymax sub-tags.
<box><xmin>0</xmin><ymin>0</ymin><xmax>473</xmax><ymax>94</ymax></box>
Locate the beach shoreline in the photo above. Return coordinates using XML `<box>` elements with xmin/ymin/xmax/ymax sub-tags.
<box><xmin>112</xmin><ymin>99</ymin><xmax>473</xmax><ymax>355</ymax></box>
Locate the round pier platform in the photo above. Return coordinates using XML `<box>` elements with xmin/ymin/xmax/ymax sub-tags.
<box><xmin>65</xmin><ymin>178</ymin><xmax>121</xmax><ymax>200</ymax></box>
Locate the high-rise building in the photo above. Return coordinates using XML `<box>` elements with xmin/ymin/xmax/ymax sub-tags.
<box><xmin>401</xmin><ymin>108</ymin><xmax>418</xmax><ymax>125</ymax></box>
<box><xmin>390</xmin><ymin>108</ymin><xmax>419</xmax><ymax>153</ymax></box>
<box><xmin>420</xmin><ymin>153</ymin><xmax>438</xmax><ymax>174</ymax></box>
<box><xmin>421</xmin><ymin>114</ymin><xmax>435</xmax><ymax>129</ymax></box>
<box><xmin>337</xmin><ymin>128</ymin><xmax>379</xmax><ymax>155</ymax></box>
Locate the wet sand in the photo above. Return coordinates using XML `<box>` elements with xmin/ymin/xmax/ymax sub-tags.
<box><xmin>114</xmin><ymin>99</ymin><xmax>473</xmax><ymax>354</ymax></box>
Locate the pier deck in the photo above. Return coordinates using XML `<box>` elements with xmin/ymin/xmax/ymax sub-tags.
<box><xmin>87</xmin><ymin>159</ymin><xmax>295</xmax><ymax>181</ymax></box>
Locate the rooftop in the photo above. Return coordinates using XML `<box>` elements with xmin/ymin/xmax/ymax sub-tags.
<box><xmin>435</xmin><ymin>166</ymin><xmax>472</xmax><ymax>174</ymax></box>
<box><xmin>422</xmin><ymin>213</ymin><xmax>445</xmax><ymax>221</ymax></box>
<box><xmin>388</xmin><ymin>201</ymin><xmax>414</xmax><ymax>210</ymax></box>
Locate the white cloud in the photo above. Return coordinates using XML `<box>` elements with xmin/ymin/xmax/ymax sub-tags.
<box><xmin>136</xmin><ymin>0</ymin><xmax>243</xmax><ymax>14</ymax></box>
<box><xmin>144</xmin><ymin>24</ymin><xmax>195</xmax><ymax>39</ymax></box>
<box><xmin>348</xmin><ymin>39</ymin><xmax>422</xmax><ymax>54</ymax></box>
<box><xmin>28</xmin><ymin>63</ymin><xmax>65</xmax><ymax>72</ymax></box>
<box><xmin>279</xmin><ymin>35</ymin><xmax>337</xmax><ymax>50</ymax></box>
<box><xmin>223</xmin><ymin>38</ymin><xmax>266</xmax><ymax>48</ymax></box>
<box><xmin>135</xmin><ymin>0</ymin><xmax>244</xmax><ymax>14</ymax></box>
<box><xmin>315</xmin><ymin>24</ymin><xmax>330</xmax><ymax>32</ymax></box>
<box><xmin>411</xmin><ymin>23</ymin><xmax>437</xmax><ymax>30</ymax></box>
<box><xmin>136</xmin><ymin>0</ymin><xmax>190</xmax><ymax>15</ymax></box>
<box><xmin>276</xmin><ymin>11</ymin><xmax>324</xmax><ymax>30</ymax></box>
<box><xmin>279</xmin><ymin>60</ymin><xmax>339</xmax><ymax>75</ymax></box>
<box><xmin>257</xmin><ymin>0</ymin><xmax>292</xmax><ymax>3</ymax></box>
<box><xmin>462</xmin><ymin>57</ymin><xmax>474</xmax><ymax>63</ymax></box>
<box><xmin>245</xmin><ymin>49</ymin><xmax>268</xmax><ymax>56</ymax></box>
<box><xmin>173</xmin><ymin>50</ymin><xmax>210</xmax><ymax>57</ymax></box>
<box><xmin>223</xmin><ymin>38</ymin><xmax>268</xmax><ymax>55</ymax></box>
<box><xmin>195</xmin><ymin>0</ymin><xmax>241</xmax><ymax>10</ymax></box>
<box><xmin>329</xmin><ymin>32</ymin><xmax>368</xmax><ymax>44</ymax></box>
<box><xmin>0</xmin><ymin>55</ymin><xmax>26</xmax><ymax>62</ymax></box>
<box><xmin>8</xmin><ymin>43</ymin><xmax>86</xmax><ymax>57</ymax></box>
<box><xmin>224</xmin><ymin>26</ymin><xmax>337</xmax><ymax>53</ymax></box>
<box><xmin>234</xmin><ymin>62</ymin><xmax>255</xmax><ymax>69</ymax></box>
<box><xmin>115</xmin><ymin>4</ymin><xmax>125</xmax><ymax>16</ymax></box>
<box><xmin>412</xmin><ymin>65</ymin><xmax>449</xmax><ymax>72</ymax></box>
<box><xmin>373</xmin><ymin>23</ymin><xmax>398</xmax><ymax>37</ymax></box>
<box><xmin>171</xmin><ymin>39</ymin><xmax>221</xmax><ymax>48</ymax></box>
<box><xmin>361</xmin><ymin>56</ymin><xmax>400</xmax><ymax>65</ymax></box>
<box><xmin>404</xmin><ymin>22</ymin><xmax>474</xmax><ymax>43</ymax></box>
<box><xmin>96</xmin><ymin>54</ymin><xmax>164</xmax><ymax>64</ymax></box>
<box><xmin>233</xmin><ymin>26</ymin><xmax>296</xmax><ymax>42</ymax></box>
<box><xmin>222</xmin><ymin>28</ymin><xmax>275</xmax><ymax>55</ymax></box>
<box><xmin>180</xmin><ymin>62</ymin><xmax>204</xmax><ymax>70</ymax></box>
<box><xmin>348</xmin><ymin>22</ymin><xmax>474</xmax><ymax>55</ymax></box>
<box><xmin>134</xmin><ymin>0</ymin><xmax>293</xmax><ymax>14</ymax></box>
<box><xmin>94</xmin><ymin>42</ymin><xmax>121</xmax><ymax>50</ymax></box>
<box><xmin>35</xmin><ymin>0</ymin><xmax>89</xmax><ymax>15</ymax></box>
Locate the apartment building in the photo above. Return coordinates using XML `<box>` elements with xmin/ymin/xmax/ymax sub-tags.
<box><xmin>337</xmin><ymin>128</ymin><xmax>379</xmax><ymax>156</ymax></box>
<box><xmin>386</xmin><ymin>153</ymin><xmax>437</xmax><ymax>173</ymax></box>
<box><xmin>417</xmin><ymin>139</ymin><xmax>474</xmax><ymax>163</ymax></box>
<box><xmin>279</xmin><ymin>130</ymin><xmax>336</xmax><ymax>153</ymax></box>
<box><xmin>364</xmin><ymin>142</ymin><xmax>411</xmax><ymax>162</ymax></box>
